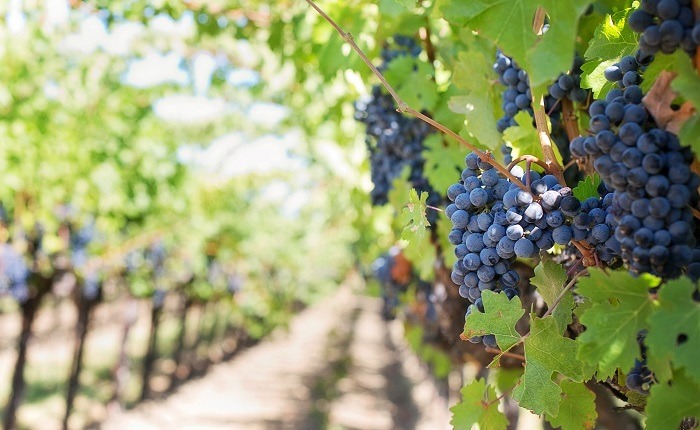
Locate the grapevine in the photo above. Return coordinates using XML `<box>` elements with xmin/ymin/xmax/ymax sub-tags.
<box><xmin>307</xmin><ymin>0</ymin><xmax>700</xmax><ymax>428</ymax></box>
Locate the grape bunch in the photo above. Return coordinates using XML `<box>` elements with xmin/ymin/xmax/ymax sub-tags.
<box><xmin>354</xmin><ymin>38</ymin><xmax>441</xmax><ymax>215</ymax></box>
<box><xmin>570</xmin><ymin>54</ymin><xmax>699</xmax><ymax>278</ymax></box>
<box><xmin>629</xmin><ymin>0</ymin><xmax>700</xmax><ymax>56</ymax></box>
<box><xmin>371</xmin><ymin>248</ymin><xmax>410</xmax><ymax>320</ymax></box>
<box><xmin>445</xmin><ymin>152</ymin><xmax>613</xmax><ymax>345</ymax></box>
<box><xmin>626</xmin><ymin>331</ymin><xmax>653</xmax><ymax>395</ymax></box>
<box><xmin>494</xmin><ymin>52</ymin><xmax>533</xmax><ymax>132</ymax></box>
<box><xmin>494</xmin><ymin>53</ymin><xmax>588</xmax><ymax>182</ymax></box>
<box><xmin>70</xmin><ymin>220</ymin><xmax>95</xmax><ymax>269</ymax></box>
<box><xmin>0</xmin><ymin>244</ymin><xmax>30</xmax><ymax>304</ymax></box>
<box><xmin>547</xmin><ymin>56</ymin><xmax>588</xmax><ymax>104</ymax></box>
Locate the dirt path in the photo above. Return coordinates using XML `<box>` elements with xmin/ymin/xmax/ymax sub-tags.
<box><xmin>101</xmin><ymin>285</ymin><xmax>451</xmax><ymax>430</ymax></box>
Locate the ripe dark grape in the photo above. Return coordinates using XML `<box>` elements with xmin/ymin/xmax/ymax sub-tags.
<box><xmin>631</xmin><ymin>0</ymin><xmax>699</xmax><ymax>56</ymax></box>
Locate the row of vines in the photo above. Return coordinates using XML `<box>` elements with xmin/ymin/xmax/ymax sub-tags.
<box><xmin>0</xmin><ymin>2</ymin><xmax>362</xmax><ymax>429</ymax></box>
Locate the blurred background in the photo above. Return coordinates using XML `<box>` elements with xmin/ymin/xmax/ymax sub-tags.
<box><xmin>0</xmin><ymin>1</ymin><xmax>468</xmax><ymax>429</ymax></box>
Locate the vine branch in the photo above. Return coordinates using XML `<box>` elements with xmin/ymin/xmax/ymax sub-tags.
<box><xmin>304</xmin><ymin>0</ymin><xmax>530</xmax><ymax>191</ymax></box>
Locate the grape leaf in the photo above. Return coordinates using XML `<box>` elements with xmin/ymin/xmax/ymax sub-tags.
<box><xmin>646</xmin><ymin>278</ymin><xmax>700</xmax><ymax>384</ymax></box>
<box><xmin>384</xmin><ymin>56</ymin><xmax>438</xmax><ymax>112</ymax></box>
<box><xmin>576</xmin><ymin>269</ymin><xmax>657</xmax><ymax>379</ymax></box>
<box><xmin>513</xmin><ymin>315</ymin><xmax>594</xmax><ymax>416</ymax></box>
<box><xmin>580</xmin><ymin>59</ymin><xmax>617</xmax><ymax>99</ymax></box>
<box><xmin>572</xmin><ymin>174</ymin><xmax>601</xmax><ymax>201</ymax></box>
<box><xmin>640</xmin><ymin>51</ymin><xmax>688</xmax><ymax>94</ymax></box>
<box><xmin>531</xmin><ymin>258</ymin><xmax>574</xmax><ymax>332</ymax></box>
<box><xmin>581</xmin><ymin>8</ymin><xmax>638</xmax><ymax>98</ymax></box>
<box><xmin>422</xmin><ymin>134</ymin><xmax>466</xmax><ymax>194</ymax></box>
<box><xmin>671</xmin><ymin>53</ymin><xmax>700</xmax><ymax>154</ymax></box>
<box><xmin>398</xmin><ymin>188</ymin><xmax>436</xmax><ymax>280</ymax></box>
<box><xmin>544</xmin><ymin>380</ymin><xmax>597</xmax><ymax>430</ymax></box>
<box><xmin>495</xmin><ymin>367</ymin><xmax>524</xmax><ymax>393</ymax></box>
<box><xmin>512</xmin><ymin>359</ymin><xmax>561</xmax><ymax>416</ymax></box>
<box><xmin>450</xmin><ymin>32</ymin><xmax>503</xmax><ymax>151</ymax></box>
<box><xmin>503</xmin><ymin>111</ymin><xmax>564</xmax><ymax>166</ymax></box>
<box><xmin>440</xmin><ymin>0</ymin><xmax>589</xmax><ymax>92</ymax></box>
<box><xmin>462</xmin><ymin>290</ymin><xmax>524</xmax><ymax>350</ymax></box>
<box><xmin>584</xmin><ymin>8</ymin><xmax>638</xmax><ymax>60</ymax></box>
<box><xmin>645</xmin><ymin>371</ymin><xmax>700</xmax><ymax>430</ymax></box>
<box><xmin>450</xmin><ymin>378</ymin><xmax>509</xmax><ymax>430</ymax></box>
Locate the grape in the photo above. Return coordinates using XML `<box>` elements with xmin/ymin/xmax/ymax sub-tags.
<box><xmin>355</xmin><ymin>65</ymin><xmax>440</xmax><ymax>209</ymax></box>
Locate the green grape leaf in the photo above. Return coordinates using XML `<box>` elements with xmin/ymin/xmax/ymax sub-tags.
<box><xmin>512</xmin><ymin>360</ymin><xmax>561</xmax><ymax>416</ymax></box>
<box><xmin>671</xmin><ymin>54</ymin><xmax>700</xmax><ymax>154</ymax></box>
<box><xmin>450</xmin><ymin>378</ymin><xmax>509</xmax><ymax>430</ymax></box>
<box><xmin>463</xmin><ymin>290</ymin><xmax>525</xmax><ymax>350</ymax></box>
<box><xmin>422</xmin><ymin>134</ymin><xmax>466</xmax><ymax>194</ymax></box>
<box><xmin>437</xmin><ymin>216</ymin><xmax>458</xmax><ymax>268</ymax></box>
<box><xmin>495</xmin><ymin>367</ymin><xmax>525</xmax><ymax>394</ymax></box>
<box><xmin>645</xmin><ymin>371</ymin><xmax>700</xmax><ymax>430</ymax></box>
<box><xmin>544</xmin><ymin>380</ymin><xmax>598</xmax><ymax>430</ymax></box>
<box><xmin>580</xmin><ymin>59</ymin><xmax>618</xmax><ymax>99</ymax></box>
<box><xmin>450</xmin><ymin>32</ymin><xmax>503</xmax><ymax>151</ymax></box>
<box><xmin>640</xmin><ymin>51</ymin><xmax>689</xmax><ymax>94</ymax></box>
<box><xmin>441</xmin><ymin>0</ymin><xmax>589</xmax><ymax>92</ymax></box>
<box><xmin>384</xmin><ymin>56</ymin><xmax>438</xmax><ymax>112</ymax></box>
<box><xmin>503</xmin><ymin>111</ymin><xmax>563</xmax><ymax>166</ymax></box>
<box><xmin>581</xmin><ymin>8</ymin><xmax>638</xmax><ymax>98</ymax></box>
<box><xmin>576</xmin><ymin>269</ymin><xmax>657</xmax><ymax>379</ymax></box>
<box><xmin>584</xmin><ymin>8</ymin><xmax>638</xmax><ymax>60</ymax></box>
<box><xmin>572</xmin><ymin>174</ymin><xmax>601</xmax><ymax>201</ymax></box>
<box><xmin>513</xmin><ymin>315</ymin><xmax>594</xmax><ymax>416</ymax></box>
<box><xmin>531</xmin><ymin>258</ymin><xmax>574</xmax><ymax>332</ymax></box>
<box><xmin>399</xmin><ymin>189</ymin><xmax>436</xmax><ymax>280</ymax></box>
<box><xmin>646</xmin><ymin>278</ymin><xmax>700</xmax><ymax>384</ymax></box>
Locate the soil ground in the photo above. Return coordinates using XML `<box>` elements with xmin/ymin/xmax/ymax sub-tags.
<box><xmin>102</xmin><ymin>285</ymin><xmax>452</xmax><ymax>430</ymax></box>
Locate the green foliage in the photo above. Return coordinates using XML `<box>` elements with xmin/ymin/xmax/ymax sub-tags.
<box><xmin>513</xmin><ymin>315</ymin><xmax>594</xmax><ymax>416</ymax></box>
<box><xmin>422</xmin><ymin>134</ymin><xmax>466</xmax><ymax>193</ymax></box>
<box><xmin>581</xmin><ymin>7</ymin><xmax>638</xmax><ymax>98</ymax></box>
<box><xmin>672</xmin><ymin>55</ymin><xmax>700</xmax><ymax>154</ymax></box>
<box><xmin>576</xmin><ymin>269</ymin><xmax>657</xmax><ymax>379</ymax></box>
<box><xmin>384</xmin><ymin>56</ymin><xmax>439</xmax><ymax>112</ymax></box>
<box><xmin>449</xmin><ymin>32</ymin><xmax>503</xmax><ymax>150</ymax></box>
<box><xmin>544</xmin><ymin>380</ymin><xmax>597</xmax><ymax>430</ymax></box>
<box><xmin>572</xmin><ymin>174</ymin><xmax>602</xmax><ymax>202</ymax></box>
<box><xmin>463</xmin><ymin>290</ymin><xmax>524</xmax><ymax>350</ymax></box>
<box><xmin>646</xmin><ymin>278</ymin><xmax>700</xmax><ymax>384</ymax></box>
<box><xmin>396</xmin><ymin>188</ymin><xmax>435</xmax><ymax>280</ymax></box>
<box><xmin>531</xmin><ymin>259</ymin><xmax>574</xmax><ymax>332</ymax></box>
<box><xmin>441</xmin><ymin>0</ymin><xmax>590</xmax><ymax>95</ymax></box>
<box><xmin>503</xmin><ymin>112</ymin><xmax>564</xmax><ymax>165</ymax></box>
<box><xmin>645</xmin><ymin>371</ymin><xmax>700</xmax><ymax>430</ymax></box>
<box><xmin>450</xmin><ymin>378</ymin><xmax>508</xmax><ymax>430</ymax></box>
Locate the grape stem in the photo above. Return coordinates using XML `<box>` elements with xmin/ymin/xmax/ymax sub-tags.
<box><xmin>561</xmin><ymin>98</ymin><xmax>582</xmax><ymax>142</ymax></box>
<box><xmin>690</xmin><ymin>206</ymin><xmax>700</xmax><ymax>220</ymax></box>
<box><xmin>426</xmin><ymin>205</ymin><xmax>443</xmax><ymax>212</ymax></box>
<box><xmin>531</xmin><ymin>7</ymin><xmax>567</xmax><ymax>186</ymax></box>
<box><xmin>484</xmin><ymin>347</ymin><xmax>525</xmax><ymax>362</ymax></box>
<box><xmin>506</xmin><ymin>155</ymin><xmax>549</xmax><ymax>174</ymax></box>
<box><xmin>303</xmin><ymin>0</ymin><xmax>530</xmax><ymax>191</ymax></box>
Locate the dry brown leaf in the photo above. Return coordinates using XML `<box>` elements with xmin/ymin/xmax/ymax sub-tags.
<box><xmin>642</xmin><ymin>70</ymin><xmax>697</xmax><ymax>134</ymax></box>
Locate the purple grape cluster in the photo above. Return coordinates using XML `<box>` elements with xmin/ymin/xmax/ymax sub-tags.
<box><xmin>570</xmin><ymin>55</ymin><xmax>699</xmax><ymax>278</ymax></box>
<box><xmin>629</xmin><ymin>0</ymin><xmax>700</xmax><ymax>56</ymax></box>
<box><xmin>446</xmin><ymin>152</ymin><xmax>612</xmax><ymax>345</ymax></box>
<box><xmin>547</xmin><ymin>56</ymin><xmax>588</xmax><ymax>104</ymax></box>
<box><xmin>494</xmin><ymin>52</ymin><xmax>533</xmax><ymax>132</ymax></box>
<box><xmin>354</xmin><ymin>38</ymin><xmax>440</xmax><ymax>214</ymax></box>
<box><xmin>0</xmin><ymin>244</ymin><xmax>30</xmax><ymax>304</ymax></box>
